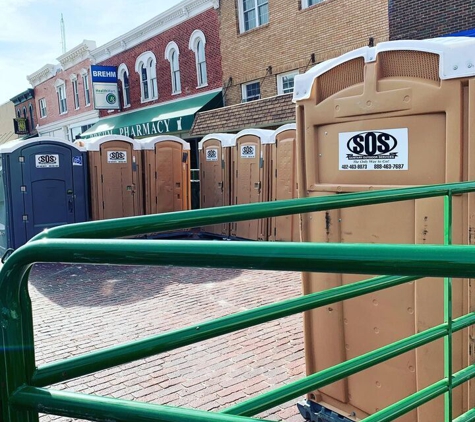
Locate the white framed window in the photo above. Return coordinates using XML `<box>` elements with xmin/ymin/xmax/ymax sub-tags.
<box><xmin>118</xmin><ymin>64</ymin><xmax>131</xmax><ymax>107</ymax></box>
<box><xmin>39</xmin><ymin>98</ymin><xmax>47</xmax><ymax>118</ymax></box>
<box><xmin>22</xmin><ymin>106</ymin><xmax>27</xmax><ymax>118</ymax></box>
<box><xmin>135</xmin><ymin>51</ymin><xmax>158</xmax><ymax>102</ymax></box>
<box><xmin>238</xmin><ymin>0</ymin><xmax>269</xmax><ymax>33</ymax></box>
<box><xmin>165</xmin><ymin>42</ymin><xmax>181</xmax><ymax>94</ymax></box>
<box><xmin>16</xmin><ymin>109</ymin><xmax>20</xmax><ymax>118</ymax></box>
<box><xmin>302</xmin><ymin>0</ymin><xmax>325</xmax><ymax>8</ymax></box>
<box><xmin>80</xmin><ymin>70</ymin><xmax>91</xmax><ymax>106</ymax></box>
<box><xmin>55</xmin><ymin>79</ymin><xmax>68</xmax><ymax>114</ymax></box>
<box><xmin>189</xmin><ymin>30</ymin><xmax>208</xmax><ymax>87</ymax></box>
<box><xmin>242</xmin><ymin>80</ymin><xmax>260</xmax><ymax>102</ymax></box>
<box><xmin>71</xmin><ymin>75</ymin><xmax>80</xmax><ymax>109</ymax></box>
<box><xmin>277</xmin><ymin>71</ymin><xmax>298</xmax><ymax>95</ymax></box>
<box><xmin>29</xmin><ymin>103</ymin><xmax>34</xmax><ymax>130</ymax></box>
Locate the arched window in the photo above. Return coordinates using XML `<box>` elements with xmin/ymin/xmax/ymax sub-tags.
<box><xmin>29</xmin><ymin>103</ymin><xmax>34</xmax><ymax>130</ymax></box>
<box><xmin>22</xmin><ymin>107</ymin><xmax>27</xmax><ymax>118</ymax></box>
<box><xmin>135</xmin><ymin>52</ymin><xmax>158</xmax><ymax>102</ymax></box>
<box><xmin>165</xmin><ymin>42</ymin><xmax>181</xmax><ymax>94</ymax></box>
<box><xmin>189</xmin><ymin>30</ymin><xmax>208</xmax><ymax>87</ymax></box>
<box><xmin>118</xmin><ymin>64</ymin><xmax>130</xmax><ymax>107</ymax></box>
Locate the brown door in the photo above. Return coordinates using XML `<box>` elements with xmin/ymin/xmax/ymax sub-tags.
<box><xmin>99</xmin><ymin>141</ymin><xmax>138</xmax><ymax>219</ymax></box>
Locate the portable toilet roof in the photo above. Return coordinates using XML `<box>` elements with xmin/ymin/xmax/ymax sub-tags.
<box><xmin>234</xmin><ymin>128</ymin><xmax>274</xmax><ymax>144</ymax></box>
<box><xmin>78</xmin><ymin>134</ymin><xmax>142</xmax><ymax>151</ymax></box>
<box><xmin>140</xmin><ymin>135</ymin><xmax>190</xmax><ymax>150</ymax></box>
<box><xmin>0</xmin><ymin>136</ymin><xmax>86</xmax><ymax>153</ymax></box>
<box><xmin>198</xmin><ymin>133</ymin><xmax>235</xmax><ymax>150</ymax></box>
<box><xmin>270</xmin><ymin>123</ymin><xmax>296</xmax><ymax>139</ymax></box>
<box><xmin>293</xmin><ymin>37</ymin><xmax>475</xmax><ymax>102</ymax></box>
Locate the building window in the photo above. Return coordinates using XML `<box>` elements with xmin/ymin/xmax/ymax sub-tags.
<box><xmin>82</xmin><ymin>72</ymin><xmax>91</xmax><ymax>106</ymax></box>
<box><xmin>239</xmin><ymin>0</ymin><xmax>269</xmax><ymax>33</ymax></box>
<box><xmin>189</xmin><ymin>30</ymin><xmax>208</xmax><ymax>87</ymax></box>
<box><xmin>118</xmin><ymin>64</ymin><xmax>131</xmax><ymax>107</ymax></box>
<box><xmin>22</xmin><ymin>107</ymin><xmax>27</xmax><ymax>118</ymax></box>
<box><xmin>17</xmin><ymin>109</ymin><xmax>20</xmax><ymax>118</ymax></box>
<box><xmin>302</xmin><ymin>0</ymin><xmax>324</xmax><ymax>8</ymax></box>
<box><xmin>242</xmin><ymin>81</ymin><xmax>261</xmax><ymax>102</ymax></box>
<box><xmin>277</xmin><ymin>71</ymin><xmax>298</xmax><ymax>95</ymax></box>
<box><xmin>135</xmin><ymin>51</ymin><xmax>158</xmax><ymax>102</ymax></box>
<box><xmin>72</xmin><ymin>77</ymin><xmax>80</xmax><ymax>109</ymax></box>
<box><xmin>39</xmin><ymin>98</ymin><xmax>47</xmax><ymax>118</ymax></box>
<box><xmin>55</xmin><ymin>80</ymin><xmax>68</xmax><ymax>114</ymax></box>
<box><xmin>165</xmin><ymin>42</ymin><xmax>181</xmax><ymax>94</ymax></box>
<box><xmin>29</xmin><ymin>103</ymin><xmax>34</xmax><ymax>130</ymax></box>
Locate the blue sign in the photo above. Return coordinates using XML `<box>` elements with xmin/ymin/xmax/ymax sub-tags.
<box><xmin>91</xmin><ymin>65</ymin><xmax>118</xmax><ymax>83</ymax></box>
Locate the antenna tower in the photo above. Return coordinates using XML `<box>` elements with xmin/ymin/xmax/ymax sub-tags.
<box><xmin>61</xmin><ymin>13</ymin><xmax>66</xmax><ymax>54</ymax></box>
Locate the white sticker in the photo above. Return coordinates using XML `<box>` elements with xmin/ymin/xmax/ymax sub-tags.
<box><xmin>36</xmin><ymin>154</ymin><xmax>59</xmax><ymax>168</ymax></box>
<box><xmin>241</xmin><ymin>145</ymin><xmax>256</xmax><ymax>159</ymax></box>
<box><xmin>107</xmin><ymin>151</ymin><xmax>127</xmax><ymax>163</ymax></box>
<box><xmin>206</xmin><ymin>148</ymin><xmax>219</xmax><ymax>161</ymax></box>
<box><xmin>339</xmin><ymin>128</ymin><xmax>408</xmax><ymax>170</ymax></box>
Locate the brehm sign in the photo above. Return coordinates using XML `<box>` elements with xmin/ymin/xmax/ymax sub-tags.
<box><xmin>91</xmin><ymin>65</ymin><xmax>120</xmax><ymax>110</ymax></box>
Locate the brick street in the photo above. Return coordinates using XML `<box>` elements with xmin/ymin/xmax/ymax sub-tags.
<box><xmin>28</xmin><ymin>261</ymin><xmax>306</xmax><ymax>421</ymax></box>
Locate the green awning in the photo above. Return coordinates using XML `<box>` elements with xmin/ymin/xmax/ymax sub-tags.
<box><xmin>81</xmin><ymin>90</ymin><xmax>222</xmax><ymax>139</ymax></box>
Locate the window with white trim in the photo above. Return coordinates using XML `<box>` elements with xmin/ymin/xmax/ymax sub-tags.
<box><xmin>277</xmin><ymin>71</ymin><xmax>298</xmax><ymax>95</ymax></box>
<box><xmin>302</xmin><ymin>0</ymin><xmax>325</xmax><ymax>8</ymax></box>
<box><xmin>55</xmin><ymin>80</ymin><xmax>68</xmax><ymax>114</ymax></box>
<box><xmin>135</xmin><ymin>51</ymin><xmax>158</xmax><ymax>102</ymax></box>
<box><xmin>165</xmin><ymin>42</ymin><xmax>181</xmax><ymax>94</ymax></box>
<box><xmin>189</xmin><ymin>30</ymin><xmax>208</xmax><ymax>87</ymax></box>
<box><xmin>242</xmin><ymin>81</ymin><xmax>260</xmax><ymax>102</ymax></box>
<box><xmin>39</xmin><ymin>98</ymin><xmax>47</xmax><ymax>118</ymax></box>
<box><xmin>22</xmin><ymin>107</ymin><xmax>27</xmax><ymax>118</ymax></box>
<box><xmin>118</xmin><ymin>64</ymin><xmax>131</xmax><ymax>107</ymax></box>
<box><xmin>82</xmin><ymin>72</ymin><xmax>91</xmax><ymax>106</ymax></box>
<box><xmin>29</xmin><ymin>103</ymin><xmax>34</xmax><ymax>130</ymax></box>
<box><xmin>238</xmin><ymin>0</ymin><xmax>269</xmax><ymax>33</ymax></box>
<box><xmin>71</xmin><ymin>76</ymin><xmax>80</xmax><ymax>109</ymax></box>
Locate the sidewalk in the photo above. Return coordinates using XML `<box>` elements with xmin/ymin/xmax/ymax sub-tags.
<box><xmin>29</xmin><ymin>262</ymin><xmax>306</xmax><ymax>421</ymax></box>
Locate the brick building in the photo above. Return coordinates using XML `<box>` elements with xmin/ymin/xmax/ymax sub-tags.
<box><xmin>27</xmin><ymin>40</ymin><xmax>99</xmax><ymax>141</ymax></box>
<box><xmin>82</xmin><ymin>0</ymin><xmax>222</xmax><ymax>143</ymax></box>
<box><xmin>389</xmin><ymin>0</ymin><xmax>475</xmax><ymax>40</ymax></box>
<box><xmin>191</xmin><ymin>0</ymin><xmax>389</xmax><ymax>135</ymax></box>
<box><xmin>9</xmin><ymin>89</ymin><xmax>38</xmax><ymax>140</ymax></box>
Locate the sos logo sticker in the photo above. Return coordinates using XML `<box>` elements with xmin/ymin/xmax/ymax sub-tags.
<box><xmin>339</xmin><ymin>128</ymin><xmax>408</xmax><ymax>171</ymax></box>
<box><xmin>241</xmin><ymin>145</ymin><xmax>256</xmax><ymax>159</ymax></box>
<box><xmin>206</xmin><ymin>148</ymin><xmax>219</xmax><ymax>161</ymax></box>
<box><xmin>107</xmin><ymin>151</ymin><xmax>127</xmax><ymax>163</ymax></box>
<box><xmin>35</xmin><ymin>154</ymin><xmax>59</xmax><ymax>168</ymax></box>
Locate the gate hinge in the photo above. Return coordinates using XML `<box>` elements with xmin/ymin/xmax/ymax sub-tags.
<box><xmin>297</xmin><ymin>400</ymin><xmax>356</xmax><ymax>422</ymax></box>
<box><xmin>22</xmin><ymin>215</ymin><xmax>28</xmax><ymax>222</ymax></box>
<box><xmin>19</xmin><ymin>156</ymin><xmax>25</xmax><ymax>163</ymax></box>
<box><xmin>20</xmin><ymin>186</ymin><xmax>26</xmax><ymax>193</ymax></box>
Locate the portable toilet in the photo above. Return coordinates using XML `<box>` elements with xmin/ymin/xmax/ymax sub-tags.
<box><xmin>293</xmin><ymin>38</ymin><xmax>475</xmax><ymax>421</ymax></box>
<box><xmin>267</xmin><ymin>123</ymin><xmax>299</xmax><ymax>242</ymax></box>
<box><xmin>140</xmin><ymin>135</ymin><xmax>191</xmax><ymax>215</ymax></box>
<box><xmin>198</xmin><ymin>133</ymin><xmax>235</xmax><ymax>236</ymax></box>
<box><xmin>0</xmin><ymin>137</ymin><xmax>89</xmax><ymax>251</ymax></box>
<box><xmin>79</xmin><ymin>135</ymin><xmax>143</xmax><ymax>220</ymax></box>
<box><xmin>230</xmin><ymin>129</ymin><xmax>273</xmax><ymax>240</ymax></box>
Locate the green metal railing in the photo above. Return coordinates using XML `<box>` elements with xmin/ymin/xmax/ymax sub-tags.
<box><xmin>2</xmin><ymin>181</ymin><xmax>475</xmax><ymax>422</ymax></box>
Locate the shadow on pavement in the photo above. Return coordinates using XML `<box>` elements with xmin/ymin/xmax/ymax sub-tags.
<box><xmin>29</xmin><ymin>262</ymin><xmax>243</xmax><ymax>308</ymax></box>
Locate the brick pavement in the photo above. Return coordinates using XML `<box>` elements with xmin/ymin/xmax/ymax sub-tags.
<box><xmin>28</xmin><ymin>262</ymin><xmax>306</xmax><ymax>421</ymax></box>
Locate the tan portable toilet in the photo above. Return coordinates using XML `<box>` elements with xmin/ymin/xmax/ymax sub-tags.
<box><xmin>268</xmin><ymin>123</ymin><xmax>300</xmax><ymax>242</ymax></box>
<box><xmin>293</xmin><ymin>38</ymin><xmax>475</xmax><ymax>421</ymax></box>
<box><xmin>199</xmin><ymin>133</ymin><xmax>235</xmax><ymax>236</ymax></box>
<box><xmin>140</xmin><ymin>135</ymin><xmax>191</xmax><ymax>215</ymax></box>
<box><xmin>231</xmin><ymin>128</ymin><xmax>274</xmax><ymax>240</ymax></box>
<box><xmin>80</xmin><ymin>135</ymin><xmax>143</xmax><ymax>220</ymax></box>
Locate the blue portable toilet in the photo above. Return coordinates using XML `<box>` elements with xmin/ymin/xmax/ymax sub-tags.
<box><xmin>0</xmin><ymin>137</ymin><xmax>89</xmax><ymax>252</ymax></box>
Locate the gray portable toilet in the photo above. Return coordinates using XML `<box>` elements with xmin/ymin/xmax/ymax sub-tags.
<box><xmin>0</xmin><ymin>137</ymin><xmax>89</xmax><ymax>252</ymax></box>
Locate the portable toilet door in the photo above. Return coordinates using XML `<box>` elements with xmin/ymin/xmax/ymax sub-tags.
<box><xmin>231</xmin><ymin>129</ymin><xmax>273</xmax><ymax>240</ymax></box>
<box><xmin>199</xmin><ymin>133</ymin><xmax>235</xmax><ymax>236</ymax></box>
<box><xmin>140</xmin><ymin>135</ymin><xmax>191</xmax><ymax>215</ymax></box>
<box><xmin>0</xmin><ymin>137</ymin><xmax>89</xmax><ymax>250</ymax></box>
<box><xmin>81</xmin><ymin>135</ymin><xmax>143</xmax><ymax>220</ymax></box>
<box><xmin>293</xmin><ymin>38</ymin><xmax>475</xmax><ymax>421</ymax></box>
<box><xmin>268</xmin><ymin>124</ymin><xmax>299</xmax><ymax>242</ymax></box>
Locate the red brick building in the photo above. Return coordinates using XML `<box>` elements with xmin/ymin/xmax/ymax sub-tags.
<box><xmin>10</xmin><ymin>89</ymin><xmax>38</xmax><ymax>139</ymax></box>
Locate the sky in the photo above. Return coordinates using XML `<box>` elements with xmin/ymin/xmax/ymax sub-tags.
<box><xmin>0</xmin><ymin>0</ymin><xmax>183</xmax><ymax>105</ymax></box>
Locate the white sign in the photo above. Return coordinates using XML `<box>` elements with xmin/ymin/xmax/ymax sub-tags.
<box><xmin>241</xmin><ymin>145</ymin><xmax>256</xmax><ymax>159</ymax></box>
<box><xmin>339</xmin><ymin>128</ymin><xmax>408</xmax><ymax>170</ymax></box>
<box><xmin>107</xmin><ymin>151</ymin><xmax>127</xmax><ymax>163</ymax></box>
<box><xmin>36</xmin><ymin>154</ymin><xmax>59</xmax><ymax>168</ymax></box>
<box><xmin>93</xmin><ymin>82</ymin><xmax>120</xmax><ymax>110</ymax></box>
<box><xmin>206</xmin><ymin>148</ymin><xmax>219</xmax><ymax>161</ymax></box>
